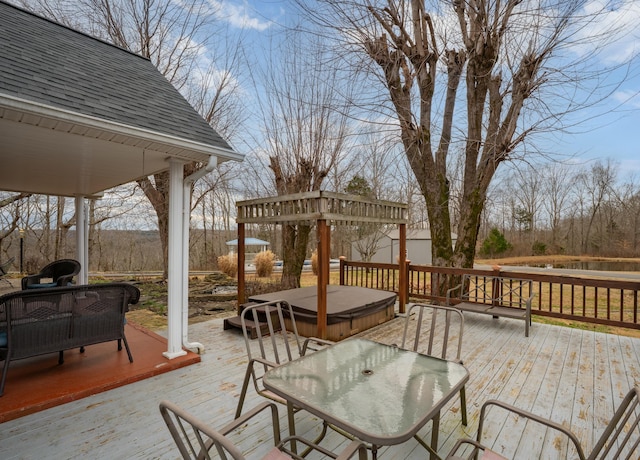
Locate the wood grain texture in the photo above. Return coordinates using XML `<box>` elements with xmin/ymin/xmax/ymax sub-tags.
<box><xmin>0</xmin><ymin>311</ymin><xmax>638</xmax><ymax>459</ymax></box>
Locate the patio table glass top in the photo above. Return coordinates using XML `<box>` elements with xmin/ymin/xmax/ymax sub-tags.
<box><xmin>263</xmin><ymin>337</ymin><xmax>469</xmax><ymax>446</ymax></box>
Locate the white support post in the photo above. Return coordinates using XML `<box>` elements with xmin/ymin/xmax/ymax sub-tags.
<box><xmin>164</xmin><ymin>159</ymin><xmax>187</xmax><ymax>359</ymax></box>
<box><xmin>75</xmin><ymin>195</ymin><xmax>88</xmax><ymax>284</ymax></box>
<box><xmin>181</xmin><ymin>156</ymin><xmax>216</xmax><ymax>353</ymax></box>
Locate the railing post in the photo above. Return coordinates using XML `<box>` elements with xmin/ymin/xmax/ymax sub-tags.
<box><xmin>401</xmin><ymin>259</ymin><xmax>410</xmax><ymax>314</ymax></box>
<box><xmin>491</xmin><ymin>264</ymin><xmax>501</xmax><ymax>306</ymax></box>
<box><xmin>339</xmin><ymin>256</ymin><xmax>346</xmax><ymax>286</ymax></box>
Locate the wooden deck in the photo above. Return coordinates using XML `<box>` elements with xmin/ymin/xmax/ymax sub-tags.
<box><xmin>1</xmin><ymin>312</ymin><xmax>639</xmax><ymax>459</ymax></box>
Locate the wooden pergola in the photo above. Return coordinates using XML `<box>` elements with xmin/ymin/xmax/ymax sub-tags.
<box><xmin>236</xmin><ymin>191</ymin><xmax>408</xmax><ymax>339</ymax></box>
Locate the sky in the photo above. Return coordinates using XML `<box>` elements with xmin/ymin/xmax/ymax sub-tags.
<box><xmin>213</xmin><ymin>0</ymin><xmax>640</xmax><ymax>176</ymax></box>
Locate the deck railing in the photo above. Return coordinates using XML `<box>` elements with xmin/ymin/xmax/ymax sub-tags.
<box><xmin>339</xmin><ymin>258</ymin><xmax>640</xmax><ymax>331</ymax></box>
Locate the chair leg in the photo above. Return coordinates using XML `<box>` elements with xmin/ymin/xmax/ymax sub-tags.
<box><xmin>234</xmin><ymin>365</ymin><xmax>253</xmax><ymax>418</ymax></box>
<box><xmin>460</xmin><ymin>385</ymin><xmax>468</xmax><ymax>426</ymax></box>
<box><xmin>58</xmin><ymin>350</ymin><xmax>64</xmax><ymax>364</ymax></box>
<box><xmin>121</xmin><ymin>336</ymin><xmax>133</xmax><ymax>362</ymax></box>
<box><xmin>0</xmin><ymin>356</ymin><xmax>10</xmax><ymax>396</ymax></box>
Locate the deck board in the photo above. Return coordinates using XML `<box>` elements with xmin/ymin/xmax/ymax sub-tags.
<box><xmin>1</xmin><ymin>311</ymin><xmax>639</xmax><ymax>459</ymax></box>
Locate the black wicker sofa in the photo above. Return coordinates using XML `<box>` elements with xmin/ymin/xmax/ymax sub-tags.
<box><xmin>0</xmin><ymin>282</ymin><xmax>140</xmax><ymax>396</ymax></box>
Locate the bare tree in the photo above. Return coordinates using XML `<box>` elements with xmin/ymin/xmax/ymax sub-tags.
<box><xmin>296</xmin><ymin>0</ymin><xmax>638</xmax><ymax>269</ymax></box>
<box><xmin>541</xmin><ymin>164</ymin><xmax>574</xmax><ymax>251</ymax></box>
<box><xmin>245</xmin><ymin>30</ymin><xmax>354</xmax><ymax>289</ymax></box>
<box><xmin>575</xmin><ymin>159</ymin><xmax>618</xmax><ymax>253</ymax></box>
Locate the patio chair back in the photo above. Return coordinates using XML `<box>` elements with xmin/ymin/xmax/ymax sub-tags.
<box><xmin>588</xmin><ymin>386</ymin><xmax>640</xmax><ymax>459</ymax></box>
<box><xmin>445</xmin><ymin>387</ymin><xmax>640</xmax><ymax>459</ymax></box>
<box><xmin>160</xmin><ymin>400</ymin><xmax>367</xmax><ymax>460</ymax></box>
<box><xmin>236</xmin><ymin>300</ymin><xmax>318</xmax><ymax>418</ymax></box>
<box><xmin>400</xmin><ymin>303</ymin><xmax>467</xmax><ymax>426</ymax></box>
<box><xmin>160</xmin><ymin>400</ymin><xmax>280</xmax><ymax>460</ymax></box>
<box><xmin>21</xmin><ymin>258</ymin><xmax>81</xmax><ymax>289</ymax></box>
<box><xmin>401</xmin><ymin>303</ymin><xmax>464</xmax><ymax>361</ymax></box>
<box><xmin>241</xmin><ymin>299</ymin><xmax>304</xmax><ymax>366</ymax></box>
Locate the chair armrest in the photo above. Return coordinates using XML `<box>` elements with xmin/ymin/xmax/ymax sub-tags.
<box><xmin>446</xmin><ymin>283</ymin><xmax>462</xmax><ymax>305</ymax></box>
<box><xmin>476</xmin><ymin>400</ymin><xmax>586</xmax><ymax>460</ymax></box>
<box><xmin>21</xmin><ymin>274</ymin><xmax>42</xmax><ymax>289</ymax></box>
<box><xmin>302</xmin><ymin>337</ymin><xmax>335</xmax><ymax>355</ymax></box>
<box><xmin>219</xmin><ymin>401</ymin><xmax>281</xmax><ymax>443</ymax></box>
<box><xmin>55</xmin><ymin>274</ymin><xmax>75</xmax><ymax>286</ymax></box>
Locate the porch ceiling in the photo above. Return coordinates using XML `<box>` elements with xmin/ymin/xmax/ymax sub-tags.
<box><xmin>0</xmin><ymin>100</ymin><xmax>241</xmax><ymax>198</ymax></box>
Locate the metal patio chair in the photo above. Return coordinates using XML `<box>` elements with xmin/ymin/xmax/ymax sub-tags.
<box><xmin>21</xmin><ymin>258</ymin><xmax>80</xmax><ymax>289</ymax></box>
<box><xmin>400</xmin><ymin>303</ymin><xmax>468</xmax><ymax>426</ymax></box>
<box><xmin>446</xmin><ymin>387</ymin><xmax>640</xmax><ymax>460</ymax></box>
<box><xmin>234</xmin><ymin>299</ymin><xmax>334</xmax><ymax>419</ymax></box>
<box><xmin>160</xmin><ymin>400</ymin><xmax>367</xmax><ymax>460</ymax></box>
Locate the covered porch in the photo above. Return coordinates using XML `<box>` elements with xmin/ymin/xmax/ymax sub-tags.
<box><xmin>1</xmin><ymin>311</ymin><xmax>637</xmax><ymax>459</ymax></box>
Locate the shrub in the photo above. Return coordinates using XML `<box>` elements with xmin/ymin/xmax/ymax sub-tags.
<box><xmin>254</xmin><ymin>250</ymin><xmax>275</xmax><ymax>277</ymax></box>
<box><xmin>217</xmin><ymin>253</ymin><xmax>238</xmax><ymax>278</ymax></box>
<box><xmin>480</xmin><ymin>228</ymin><xmax>512</xmax><ymax>257</ymax></box>
<box><xmin>532</xmin><ymin>241</ymin><xmax>547</xmax><ymax>255</ymax></box>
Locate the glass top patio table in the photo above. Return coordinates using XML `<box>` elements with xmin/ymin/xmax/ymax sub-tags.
<box><xmin>263</xmin><ymin>337</ymin><xmax>469</xmax><ymax>457</ymax></box>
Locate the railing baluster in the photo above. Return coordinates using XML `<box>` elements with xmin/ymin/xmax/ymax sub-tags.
<box><xmin>337</xmin><ymin>259</ymin><xmax>640</xmax><ymax>331</ymax></box>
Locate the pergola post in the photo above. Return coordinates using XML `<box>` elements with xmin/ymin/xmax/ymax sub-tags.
<box><xmin>316</xmin><ymin>219</ymin><xmax>330</xmax><ymax>339</ymax></box>
<box><xmin>237</xmin><ymin>223</ymin><xmax>246</xmax><ymax>310</ymax></box>
<box><xmin>398</xmin><ymin>223</ymin><xmax>407</xmax><ymax>313</ymax></box>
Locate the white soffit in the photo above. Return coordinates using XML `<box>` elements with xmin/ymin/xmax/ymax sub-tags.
<box><xmin>0</xmin><ymin>97</ymin><xmax>243</xmax><ymax>197</ymax></box>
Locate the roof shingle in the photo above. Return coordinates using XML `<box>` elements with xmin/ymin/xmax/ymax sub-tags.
<box><xmin>0</xmin><ymin>0</ymin><xmax>232</xmax><ymax>151</ymax></box>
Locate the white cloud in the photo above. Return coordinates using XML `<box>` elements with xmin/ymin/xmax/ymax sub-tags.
<box><xmin>574</xmin><ymin>0</ymin><xmax>640</xmax><ymax>64</ymax></box>
<box><xmin>613</xmin><ymin>89</ymin><xmax>640</xmax><ymax>108</ymax></box>
<box><xmin>208</xmin><ymin>1</ymin><xmax>273</xmax><ymax>31</ymax></box>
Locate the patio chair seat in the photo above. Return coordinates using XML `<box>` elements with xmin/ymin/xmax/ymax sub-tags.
<box><xmin>25</xmin><ymin>282</ymin><xmax>58</xmax><ymax>289</ymax></box>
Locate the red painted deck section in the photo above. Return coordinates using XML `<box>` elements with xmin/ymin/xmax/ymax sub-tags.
<box><xmin>0</xmin><ymin>322</ymin><xmax>200</xmax><ymax>423</ymax></box>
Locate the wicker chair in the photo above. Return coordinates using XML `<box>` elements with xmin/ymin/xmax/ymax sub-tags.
<box><xmin>160</xmin><ymin>400</ymin><xmax>367</xmax><ymax>460</ymax></box>
<box><xmin>21</xmin><ymin>259</ymin><xmax>80</xmax><ymax>289</ymax></box>
<box><xmin>0</xmin><ymin>257</ymin><xmax>14</xmax><ymax>286</ymax></box>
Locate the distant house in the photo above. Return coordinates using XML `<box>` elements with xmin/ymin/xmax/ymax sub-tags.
<box><xmin>350</xmin><ymin>229</ymin><xmax>457</xmax><ymax>265</ymax></box>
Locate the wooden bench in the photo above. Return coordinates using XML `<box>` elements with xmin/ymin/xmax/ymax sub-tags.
<box><xmin>0</xmin><ymin>282</ymin><xmax>140</xmax><ymax>396</ymax></box>
<box><xmin>446</xmin><ymin>274</ymin><xmax>535</xmax><ymax>337</ymax></box>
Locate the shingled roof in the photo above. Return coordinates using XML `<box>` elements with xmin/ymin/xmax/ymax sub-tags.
<box><xmin>0</xmin><ymin>1</ymin><xmax>242</xmax><ymax>197</ymax></box>
<box><xmin>0</xmin><ymin>0</ymin><xmax>231</xmax><ymax>150</ymax></box>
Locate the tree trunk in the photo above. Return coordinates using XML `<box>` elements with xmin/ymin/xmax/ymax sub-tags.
<box><xmin>280</xmin><ymin>223</ymin><xmax>312</xmax><ymax>289</ymax></box>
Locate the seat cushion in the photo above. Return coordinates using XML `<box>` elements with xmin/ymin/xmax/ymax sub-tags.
<box><xmin>26</xmin><ymin>283</ymin><xmax>58</xmax><ymax>289</ymax></box>
<box><xmin>481</xmin><ymin>450</ymin><xmax>509</xmax><ymax>460</ymax></box>
<box><xmin>262</xmin><ymin>447</ymin><xmax>293</xmax><ymax>460</ymax></box>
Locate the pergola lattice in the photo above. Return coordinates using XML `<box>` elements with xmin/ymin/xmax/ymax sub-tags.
<box><xmin>236</xmin><ymin>191</ymin><xmax>408</xmax><ymax>339</ymax></box>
